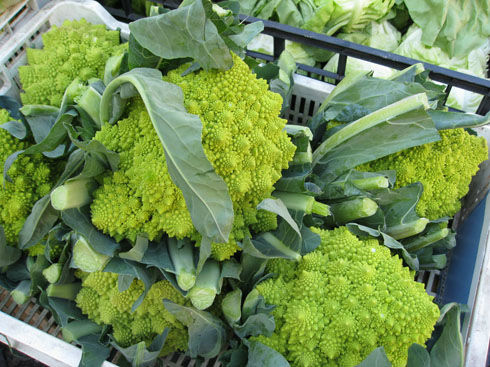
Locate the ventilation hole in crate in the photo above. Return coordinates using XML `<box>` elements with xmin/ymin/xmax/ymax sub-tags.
<box><xmin>299</xmin><ymin>97</ymin><xmax>306</xmax><ymax>114</ymax></box>
<box><xmin>431</xmin><ymin>272</ymin><xmax>441</xmax><ymax>293</ymax></box>
<box><xmin>288</xmin><ymin>114</ymin><xmax>294</xmax><ymax>123</ymax></box>
<box><xmin>308</xmin><ymin>100</ymin><xmax>315</xmax><ymax>116</ymax></box>
<box><xmin>290</xmin><ymin>94</ymin><xmax>296</xmax><ymax>111</ymax></box>
<box><xmin>422</xmin><ymin>271</ymin><xmax>430</xmax><ymax>287</ymax></box>
<box><xmin>297</xmin><ymin>117</ymin><xmax>303</xmax><ymax>125</ymax></box>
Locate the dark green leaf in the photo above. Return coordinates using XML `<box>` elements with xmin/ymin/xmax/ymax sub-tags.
<box><xmin>0</xmin><ymin>120</ymin><xmax>27</xmax><ymax>139</ymax></box>
<box><xmin>78</xmin><ymin>334</ymin><xmax>111</xmax><ymax>367</ymax></box>
<box><xmin>19</xmin><ymin>195</ymin><xmax>59</xmax><ymax>250</ymax></box>
<box><xmin>234</xmin><ymin>313</ymin><xmax>275</xmax><ymax>338</ymax></box>
<box><xmin>140</xmin><ymin>240</ymin><xmax>174</xmax><ymax>273</ymax></box>
<box><xmin>100</xmin><ymin>68</ymin><xmax>234</xmax><ymax>244</ymax></box>
<box><xmin>0</xmin><ymin>95</ymin><xmax>24</xmax><ymax>120</ymax></box>
<box><xmin>356</xmin><ymin>346</ymin><xmax>392</xmax><ymax>366</ymax></box>
<box><xmin>61</xmin><ymin>208</ymin><xmax>120</xmax><ymax>257</ymax></box>
<box><xmin>407</xmin><ymin>344</ymin><xmax>430</xmax><ymax>367</ymax></box>
<box><xmin>428</xmin><ymin>110</ymin><xmax>490</xmax><ymax>130</ymax></box>
<box><xmin>163</xmin><ymin>300</ymin><xmax>227</xmax><ymax>359</ymax></box>
<box><xmin>128</xmin><ymin>33</ymin><xmax>163</xmax><ymax>70</ymax></box>
<box><xmin>430</xmin><ymin>303</ymin><xmax>464</xmax><ymax>367</ymax></box>
<box><xmin>111</xmin><ymin>329</ymin><xmax>169</xmax><ymax>367</ymax></box>
<box><xmin>129</xmin><ymin>0</ymin><xmax>233</xmax><ymax>70</ymax></box>
<box><xmin>245</xmin><ymin>340</ymin><xmax>289</xmax><ymax>367</ymax></box>
<box><xmin>0</xmin><ymin>225</ymin><xmax>22</xmax><ymax>267</ymax></box>
<box><xmin>39</xmin><ymin>291</ymin><xmax>84</xmax><ymax>326</ymax></box>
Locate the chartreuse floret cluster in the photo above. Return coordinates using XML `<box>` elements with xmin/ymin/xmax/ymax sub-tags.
<box><xmin>18</xmin><ymin>19</ymin><xmax>123</xmax><ymax>107</ymax></box>
<box><xmin>358</xmin><ymin>128</ymin><xmax>488</xmax><ymax>219</ymax></box>
<box><xmin>91</xmin><ymin>53</ymin><xmax>295</xmax><ymax>260</ymax></box>
<box><xmin>75</xmin><ymin>271</ymin><xmax>188</xmax><ymax>354</ymax></box>
<box><xmin>254</xmin><ymin>227</ymin><xmax>440</xmax><ymax>367</ymax></box>
<box><xmin>0</xmin><ymin>109</ymin><xmax>56</xmax><ymax>245</ymax></box>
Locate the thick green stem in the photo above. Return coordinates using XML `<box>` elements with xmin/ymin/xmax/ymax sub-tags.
<box><xmin>71</xmin><ymin>235</ymin><xmax>110</xmax><ymax>273</ymax></box>
<box><xmin>62</xmin><ymin>320</ymin><xmax>103</xmax><ymax>343</ymax></box>
<box><xmin>385</xmin><ymin>218</ymin><xmax>429</xmax><ymax>240</ymax></box>
<box><xmin>274</xmin><ymin>191</ymin><xmax>330</xmax><ymax>217</ymax></box>
<box><xmin>75</xmin><ymin>85</ymin><xmax>102</xmax><ymax>127</ymax></box>
<box><xmin>168</xmin><ymin>238</ymin><xmax>196</xmax><ymax>291</ymax></box>
<box><xmin>46</xmin><ymin>282</ymin><xmax>81</xmax><ymax>300</ymax></box>
<box><xmin>42</xmin><ymin>263</ymin><xmax>63</xmax><ymax>284</ymax></box>
<box><xmin>404</xmin><ymin>228</ymin><xmax>450</xmax><ymax>252</ymax></box>
<box><xmin>351</xmin><ymin>176</ymin><xmax>389</xmax><ymax>190</ymax></box>
<box><xmin>11</xmin><ymin>280</ymin><xmax>32</xmax><ymax>305</ymax></box>
<box><xmin>50</xmin><ymin>178</ymin><xmax>97</xmax><ymax>211</ymax></box>
<box><xmin>221</xmin><ymin>289</ymin><xmax>242</xmax><ymax>325</ymax></box>
<box><xmin>329</xmin><ymin>197</ymin><xmax>378</xmax><ymax>224</ymax></box>
<box><xmin>257</xmin><ymin>232</ymin><xmax>302</xmax><ymax>261</ymax></box>
<box><xmin>188</xmin><ymin>260</ymin><xmax>220</xmax><ymax>310</ymax></box>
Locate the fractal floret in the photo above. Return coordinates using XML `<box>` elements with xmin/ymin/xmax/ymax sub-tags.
<box><xmin>18</xmin><ymin>19</ymin><xmax>123</xmax><ymax>106</ymax></box>
<box><xmin>254</xmin><ymin>226</ymin><xmax>440</xmax><ymax>367</ymax></box>
<box><xmin>358</xmin><ymin>128</ymin><xmax>488</xmax><ymax>219</ymax></box>
<box><xmin>75</xmin><ymin>271</ymin><xmax>188</xmax><ymax>354</ymax></box>
<box><xmin>0</xmin><ymin>109</ymin><xmax>56</xmax><ymax>245</ymax></box>
<box><xmin>90</xmin><ymin>53</ymin><xmax>296</xmax><ymax>260</ymax></box>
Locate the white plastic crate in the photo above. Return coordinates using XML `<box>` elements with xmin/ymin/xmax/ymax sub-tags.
<box><xmin>0</xmin><ymin>0</ymin><xmax>50</xmax><ymax>45</ymax></box>
<box><xmin>0</xmin><ymin>1</ymin><xmax>488</xmax><ymax>366</ymax></box>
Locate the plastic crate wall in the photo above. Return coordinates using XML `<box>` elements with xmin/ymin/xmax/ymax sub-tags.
<box><xmin>0</xmin><ymin>0</ymin><xmax>49</xmax><ymax>45</ymax></box>
<box><xmin>0</xmin><ymin>1</ymin><xmax>488</xmax><ymax>365</ymax></box>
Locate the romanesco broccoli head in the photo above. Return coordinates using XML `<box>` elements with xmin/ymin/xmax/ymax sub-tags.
<box><xmin>254</xmin><ymin>226</ymin><xmax>440</xmax><ymax>367</ymax></box>
<box><xmin>0</xmin><ymin>109</ymin><xmax>57</xmax><ymax>246</ymax></box>
<box><xmin>90</xmin><ymin>53</ymin><xmax>296</xmax><ymax>260</ymax></box>
<box><xmin>75</xmin><ymin>271</ymin><xmax>188</xmax><ymax>353</ymax></box>
<box><xmin>18</xmin><ymin>19</ymin><xmax>124</xmax><ymax>107</ymax></box>
<box><xmin>357</xmin><ymin>128</ymin><xmax>488</xmax><ymax>219</ymax></box>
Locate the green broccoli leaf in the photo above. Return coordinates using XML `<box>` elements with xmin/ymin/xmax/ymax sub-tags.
<box><xmin>163</xmin><ymin>300</ymin><xmax>227</xmax><ymax>359</ymax></box>
<box><xmin>357</xmin><ymin>347</ymin><xmax>392</xmax><ymax>366</ymax></box>
<box><xmin>129</xmin><ymin>0</ymin><xmax>232</xmax><ymax>70</ymax></box>
<box><xmin>18</xmin><ymin>195</ymin><xmax>59</xmax><ymax>250</ymax></box>
<box><xmin>0</xmin><ymin>225</ymin><xmax>22</xmax><ymax>267</ymax></box>
<box><xmin>61</xmin><ymin>208</ymin><xmax>119</xmax><ymax>257</ymax></box>
<box><xmin>111</xmin><ymin>329</ymin><xmax>169</xmax><ymax>367</ymax></box>
<box><xmin>407</xmin><ymin>344</ymin><xmax>431</xmax><ymax>367</ymax></box>
<box><xmin>430</xmin><ymin>303</ymin><xmax>465</xmax><ymax>367</ymax></box>
<box><xmin>245</xmin><ymin>340</ymin><xmax>290</xmax><ymax>367</ymax></box>
<box><xmin>78</xmin><ymin>334</ymin><xmax>111</xmax><ymax>367</ymax></box>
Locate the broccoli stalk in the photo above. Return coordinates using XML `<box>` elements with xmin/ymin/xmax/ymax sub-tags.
<box><xmin>274</xmin><ymin>191</ymin><xmax>330</xmax><ymax>217</ymax></box>
<box><xmin>62</xmin><ymin>320</ymin><xmax>103</xmax><ymax>343</ymax></box>
<box><xmin>50</xmin><ymin>178</ymin><xmax>97</xmax><ymax>211</ymax></box>
<box><xmin>350</xmin><ymin>176</ymin><xmax>390</xmax><ymax>190</ymax></box>
<box><xmin>71</xmin><ymin>235</ymin><xmax>110</xmax><ymax>273</ymax></box>
<box><xmin>11</xmin><ymin>280</ymin><xmax>32</xmax><ymax>305</ymax></box>
<box><xmin>46</xmin><ymin>282</ymin><xmax>81</xmax><ymax>300</ymax></box>
<box><xmin>168</xmin><ymin>238</ymin><xmax>197</xmax><ymax>291</ymax></box>
<box><xmin>221</xmin><ymin>289</ymin><xmax>242</xmax><ymax>325</ymax></box>
<box><xmin>188</xmin><ymin>260</ymin><xmax>221</xmax><ymax>310</ymax></box>
<box><xmin>328</xmin><ymin>197</ymin><xmax>378</xmax><ymax>224</ymax></box>
<box><xmin>385</xmin><ymin>218</ymin><xmax>430</xmax><ymax>240</ymax></box>
<box><xmin>42</xmin><ymin>263</ymin><xmax>63</xmax><ymax>284</ymax></box>
<box><xmin>74</xmin><ymin>82</ymin><xmax>103</xmax><ymax>127</ymax></box>
<box><xmin>404</xmin><ymin>227</ymin><xmax>450</xmax><ymax>251</ymax></box>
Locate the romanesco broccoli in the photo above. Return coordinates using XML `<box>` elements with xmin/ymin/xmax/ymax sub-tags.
<box><xmin>357</xmin><ymin>128</ymin><xmax>488</xmax><ymax>219</ymax></box>
<box><xmin>18</xmin><ymin>19</ymin><xmax>123</xmax><ymax>107</ymax></box>
<box><xmin>75</xmin><ymin>271</ymin><xmax>188</xmax><ymax>354</ymax></box>
<box><xmin>0</xmin><ymin>109</ymin><xmax>57</xmax><ymax>246</ymax></box>
<box><xmin>254</xmin><ymin>226</ymin><xmax>440</xmax><ymax>367</ymax></box>
<box><xmin>90</xmin><ymin>53</ymin><xmax>296</xmax><ymax>260</ymax></box>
